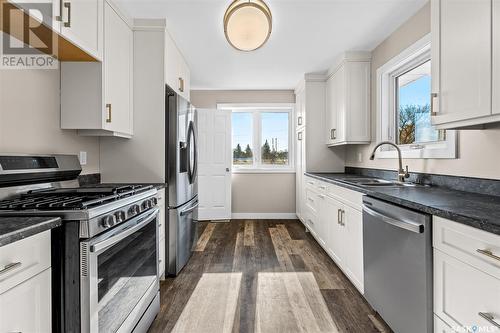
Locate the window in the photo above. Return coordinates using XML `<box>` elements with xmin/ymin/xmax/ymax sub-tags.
<box><xmin>377</xmin><ymin>34</ymin><xmax>456</xmax><ymax>159</ymax></box>
<box><xmin>223</xmin><ymin>105</ymin><xmax>294</xmax><ymax>172</ymax></box>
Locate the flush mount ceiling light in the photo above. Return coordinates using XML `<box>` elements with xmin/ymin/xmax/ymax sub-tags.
<box><xmin>224</xmin><ymin>0</ymin><xmax>272</xmax><ymax>51</ymax></box>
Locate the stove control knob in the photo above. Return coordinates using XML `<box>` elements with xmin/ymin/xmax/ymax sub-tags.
<box><xmin>101</xmin><ymin>215</ymin><xmax>116</xmax><ymax>228</ymax></box>
<box><xmin>114</xmin><ymin>210</ymin><xmax>126</xmax><ymax>223</ymax></box>
<box><xmin>151</xmin><ymin>197</ymin><xmax>158</xmax><ymax>205</ymax></box>
<box><xmin>142</xmin><ymin>200</ymin><xmax>152</xmax><ymax>210</ymax></box>
<box><xmin>128</xmin><ymin>204</ymin><xmax>140</xmax><ymax>216</ymax></box>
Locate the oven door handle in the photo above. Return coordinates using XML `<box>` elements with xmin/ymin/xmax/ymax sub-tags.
<box><xmin>90</xmin><ymin>208</ymin><xmax>159</xmax><ymax>253</ymax></box>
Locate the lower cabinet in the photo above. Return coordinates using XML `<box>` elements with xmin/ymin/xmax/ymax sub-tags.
<box><xmin>433</xmin><ymin>217</ymin><xmax>500</xmax><ymax>332</ymax></box>
<box><xmin>303</xmin><ymin>176</ymin><xmax>364</xmax><ymax>293</ymax></box>
<box><xmin>0</xmin><ymin>231</ymin><xmax>52</xmax><ymax>332</ymax></box>
<box><xmin>0</xmin><ymin>269</ymin><xmax>52</xmax><ymax>333</ymax></box>
<box><xmin>158</xmin><ymin>188</ymin><xmax>166</xmax><ymax>279</ymax></box>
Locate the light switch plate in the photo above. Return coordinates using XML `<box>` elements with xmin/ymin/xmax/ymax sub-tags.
<box><xmin>79</xmin><ymin>151</ymin><xmax>87</xmax><ymax>165</ymax></box>
<box><xmin>357</xmin><ymin>152</ymin><xmax>363</xmax><ymax>163</ymax></box>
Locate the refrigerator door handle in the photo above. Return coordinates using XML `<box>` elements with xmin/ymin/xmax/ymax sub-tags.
<box><xmin>180</xmin><ymin>200</ymin><xmax>199</xmax><ymax>216</ymax></box>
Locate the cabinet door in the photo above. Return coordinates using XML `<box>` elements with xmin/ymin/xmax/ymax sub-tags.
<box><xmin>342</xmin><ymin>206</ymin><xmax>364</xmax><ymax>293</ymax></box>
<box><xmin>334</xmin><ymin>66</ymin><xmax>346</xmax><ymax>143</ymax></box>
<box><xmin>104</xmin><ymin>2</ymin><xmax>132</xmax><ymax>135</ymax></box>
<box><xmin>434</xmin><ymin>250</ymin><xmax>500</xmax><ymax>331</ymax></box>
<box><xmin>0</xmin><ymin>269</ymin><xmax>51</xmax><ymax>333</ymax></box>
<box><xmin>60</xmin><ymin>0</ymin><xmax>103</xmax><ymax>59</ymax></box>
<box><xmin>165</xmin><ymin>31</ymin><xmax>180</xmax><ymax>93</ymax></box>
<box><xmin>177</xmin><ymin>56</ymin><xmax>190</xmax><ymax>101</ymax></box>
<box><xmin>295</xmin><ymin>130</ymin><xmax>305</xmax><ymax>220</ymax></box>
<box><xmin>494</xmin><ymin>0</ymin><xmax>500</xmax><ymax>115</ymax></box>
<box><xmin>325</xmin><ymin>75</ymin><xmax>337</xmax><ymax>145</ymax></box>
<box><xmin>324</xmin><ymin>196</ymin><xmax>344</xmax><ymax>266</ymax></box>
<box><xmin>432</xmin><ymin>0</ymin><xmax>492</xmax><ymax>125</ymax></box>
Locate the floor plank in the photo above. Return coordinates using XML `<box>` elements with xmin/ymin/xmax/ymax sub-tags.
<box><xmin>148</xmin><ymin>220</ymin><xmax>392</xmax><ymax>333</ymax></box>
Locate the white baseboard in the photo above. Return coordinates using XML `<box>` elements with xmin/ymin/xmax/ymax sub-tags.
<box><xmin>231</xmin><ymin>213</ymin><xmax>298</xmax><ymax>220</ymax></box>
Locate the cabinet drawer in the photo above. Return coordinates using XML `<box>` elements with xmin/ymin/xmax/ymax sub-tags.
<box><xmin>326</xmin><ymin>183</ymin><xmax>363</xmax><ymax>210</ymax></box>
<box><xmin>433</xmin><ymin>216</ymin><xmax>500</xmax><ymax>279</ymax></box>
<box><xmin>305</xmin><ymin>187</ymin><xmax>320</xmax><ymax>213</ymax></box>
<box><xmin>0</xmin><ymin>231</ymin><xmax>51</xmax><ymax>294</ymax></box>
<box><xmin>0</xmin><ymin>268</ymin><xmax>51</xmax><ymax>333</ymax></box>
<box><xmin>434</xmin><ymin>315</ymin><xmax>456</xmax><ymax>333</ymax></box>
<box><xmin>434</xmin><ymin>249</ymin><xmax>500</xmax><ymax>331</ymax></box>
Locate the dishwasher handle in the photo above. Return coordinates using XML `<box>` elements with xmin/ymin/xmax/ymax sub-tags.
<box><xmin>363</xmin><ymin>205</ymin><xmax>424</xmax><ymax>234</ymax></box>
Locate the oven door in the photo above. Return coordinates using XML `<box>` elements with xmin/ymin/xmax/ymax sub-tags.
<box><xmin>80</xmin><ymin>208</ymin><xmax>159</xmax><ymax>333</ymax></box>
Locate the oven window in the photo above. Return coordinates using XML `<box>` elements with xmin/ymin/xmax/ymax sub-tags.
<box><xmin>97</xmin><ymin>218</ymin><xmax>157</xmax><ymax>332</ymax></box>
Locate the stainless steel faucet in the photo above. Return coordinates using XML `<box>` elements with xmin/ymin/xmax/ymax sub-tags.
<box><xmin>369</xmin><ymin>141</ymin><xmax>410</xmax><ymax>182</ymax></box>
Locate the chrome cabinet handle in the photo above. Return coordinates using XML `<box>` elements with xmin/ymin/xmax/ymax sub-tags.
<box><xmin>307</xmin><ymin>181</ymin><xmax>314</xmax><ymax>185</ymax></box>
<box><xmin>297</xmin><ymin>132</ymin><xmax>303</xmax><ymax>141</ymax></box>
<box><xmin>0</xmin><ymin>262</ymin><xmax>22</xmax><ymax>276</ymax></box>
<box><xmin>430</xmin><ymin>92</ymin><xmax>438</xmax><ymax>116</ymax></box>
<box><xmin>298</xmin><ymin>116</ymin><xmax>303</xmax><ymax>126</ymax></box>
<box><xmin>106</xmin><ymin>103</ymin><xmax>112</xmax><ymax>123</ymax></box>
<box><xmin>317</xmin><ymin>194</ymin><xmax>325</xmax><ymax>199</ymax></box>
<box><xmin>319</xmin><ymin>185</ymin><xmax>327</xmax><ymax>190</ymax></box>
<box><xmin>479</xmin><ymin>312</ymin><xmax>500</xmax><ymax>328</ymax></box>
<box><xmin>476</xmin><ymin>249</ymin><xmax>500</xmax><ymax>262</ymax></box>
<box><xmin>337</xmin><ymin>209</ymin><xmax>342</xmax><ymax>225</ymax></box>
<box><xmin>341</xmin><ymin>209</ymin><xmax>345</xmax><ymax>226</ymax></box>
<box><xmin>63</xmin><ymin>1</ymin><xmax>71</xmax><ymax>27</ymax></box>
<box><xmin>330</xmin><ymin>128</ymin><xmax>336</xmax><ymax>140</ymax></box>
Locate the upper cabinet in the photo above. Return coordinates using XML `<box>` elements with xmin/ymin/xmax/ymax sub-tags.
<box><xmin>165</xmin><ymin>31</ymin><xmax>191</xmax><ymax>101</ymax></box>
<box><xmin>431</xmin><ymin>0</ymin><xmax>500</xmax><ymax>128</ymax></box>
<box><xmin>61</xmin><ymin>0</ymin><xmax>133</xmax><ymax>138</ymax></box>
<box><xmin>7</xmin><ymin>0</ymin><xmax>102</xmax><ymax>60</ymax></box>
<box><xmin>325</xmin><ymin>52</ymin><xmax>371</xmax><ymax>146</ymax></box>
<box><xmin>59</xmin><ymin>0</ymin><xmax>104</xmax><ymax>60</ymax></box>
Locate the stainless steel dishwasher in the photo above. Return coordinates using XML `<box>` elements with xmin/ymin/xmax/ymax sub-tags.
<box><xmin>363</xmin><ymin>196</ymin><xmax>432</xmax><ymax>333</ymax></box>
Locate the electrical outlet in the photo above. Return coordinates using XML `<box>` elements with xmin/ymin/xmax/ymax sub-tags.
<box><xmin>357</xmin><ymin>152</ymin><xmax>363</xmax><ymax>163</ymax></box>
<box><xmin>79</xmin><ymin>151</ymin><xmax>87</xmax><ymax>165</ymax></box>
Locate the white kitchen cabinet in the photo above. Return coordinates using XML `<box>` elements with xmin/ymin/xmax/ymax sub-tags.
<box><xmin>303</xmin><ymin>176</ymin><xmax>364</xmax><ymax>293</ymax></box>
<box><xmin>433</xmin><ymin>217</ymin><xmax>500</xmax><ymax>331</ymax></box>
<box><xmin>295</xmin><ymin>128</ymin><xmax>306</xmax><ymax>222</ymax></box>
<box><xmin>61</xmin><ymin>0</ymin><xmax>133</xmax><ymax>138</ymax></box>
<box><xmin>325</xmin><ymin>52</ymin><xmax>370</xmax><ymax>146</ymax></box>
<box><xmin>0</xmin><ymin>269</ymin><xmax>52</xmax><ymax>333</ymax></box>
<box><xmin>434</xmin><ymin>315</ymin><xmax>456</xmax><ymax>333</ymax></box>
<box><xmin>0</xmin><ymin>231</ymin><xmax>52</xmax><ymax>333</ymax></box>
<box><xmin>165</xmin><ymin>31</ymin><xmax>191</xmax><ymax>101</ymax></box>
<box><xmin>431</xmin><ymin>0</ymin><xmax>500</xmax><ymax>128</ymax></box>
<box><xmin>434</xmin><ymin>250</ymin><xmax>500</xmax><ymax>331</ymax></box>
<box><xmin>494</xmin><ymin>0</ymin><xmax>500</xmax><ymax>115</ymax></box>
<box><xmin>59</xmin><ymin>0</ymin><xmax>103</xmax><ymax>60</ymax></box>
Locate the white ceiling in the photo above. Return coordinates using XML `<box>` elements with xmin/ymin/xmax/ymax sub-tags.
<box><xmin>116</xmin><ymin>0</ymin><xmax>428</xmax><ymax>90</ymax></box>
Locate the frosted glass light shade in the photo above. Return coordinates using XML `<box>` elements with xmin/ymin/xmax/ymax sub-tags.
<box><xmin>224</xmin><ymin>0</ymin><xmax>272</xmax><ymax>51</ymax></box>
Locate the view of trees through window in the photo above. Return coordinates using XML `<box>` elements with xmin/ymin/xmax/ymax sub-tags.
<box><xmin>396</xmin><ymin>60</ymin><xmax>444</xmax><ymax>145</ymax></box>
<box><xmin>232</xmin><ymin>111</ymin><xmax>290</xmax><ymax>167</ymax></box>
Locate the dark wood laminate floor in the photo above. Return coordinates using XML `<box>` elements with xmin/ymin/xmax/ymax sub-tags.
<box><xmin>148</xmin><ymin>220</ymin><xmax>392</xmax><ymax>333</ymax></box>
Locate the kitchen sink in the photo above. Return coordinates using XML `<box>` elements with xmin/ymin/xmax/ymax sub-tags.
<box><xmin>338</xmin><ymin>178</ymin><xmax>417</xmax><ymax>188</ymax></box>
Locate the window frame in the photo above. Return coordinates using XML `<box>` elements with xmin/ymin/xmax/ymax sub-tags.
<box><xmin>376</xmin><ymin>34</ymin><xmax>457</xmax><ymax>159</ymax></box>
<box><xmin>218</xmin><ymin>103</ymin><xmax>295</xmax><ymax>173</ymax></box>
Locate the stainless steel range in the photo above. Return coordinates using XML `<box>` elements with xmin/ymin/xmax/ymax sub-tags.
<box><xmin>0</xmin><ymin>154</ymin><xmax>160</xmax><ymax>333</ymax></box>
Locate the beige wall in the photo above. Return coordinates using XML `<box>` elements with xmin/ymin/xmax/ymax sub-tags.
<box><xmin>191</xmin><ymin>90</ymin><xmax>296</xmax><ymax>214</ymax></box>
<box><xmin>345</xmin><ymin>3</ymin><xmax>500</xmax><ymax>180</ymax></box>
<box><xmin>0</xmin><ymin>68</ymin><xmax>100</xmax><ymax>174</ymax></box>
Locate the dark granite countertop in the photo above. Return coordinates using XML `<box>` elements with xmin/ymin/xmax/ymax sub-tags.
<box><xmin>305</xmin><ymin>172</ymin><xmax>500</xmax><ymax>236</ymax></box>
<box><xmin>0</xmin><ymin>216</ymin><xmax>62</xmax><ymax>247</ymax></box>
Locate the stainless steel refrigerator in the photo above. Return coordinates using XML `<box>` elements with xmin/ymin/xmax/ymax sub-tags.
<box><xmin>166</xmin><ymin>85</ymin><xmax>199</xmax><ymax>276</ymax></box>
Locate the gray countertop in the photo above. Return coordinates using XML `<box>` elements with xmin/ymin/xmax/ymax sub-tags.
<box><xmin>0</xmin><ymin>216</ymin><xmax>62</xmax><ymax>247</ymax></box>
<box><xmin>305</xmin><ymin>172</ymin><xmax>500</xmax><ymax>236</ymax></box>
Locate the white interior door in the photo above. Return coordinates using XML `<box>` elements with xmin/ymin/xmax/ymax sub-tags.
<box><xmin>197</xmin><ymin>109</ymin><xmax>232</xmax><ymax>221</ymax></box>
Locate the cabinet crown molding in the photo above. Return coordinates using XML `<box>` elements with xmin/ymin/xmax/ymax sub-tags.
<box><xmin>327</xmin><ymin>51</ymin><xmax>372</xmax><ymax>78</ymax></box>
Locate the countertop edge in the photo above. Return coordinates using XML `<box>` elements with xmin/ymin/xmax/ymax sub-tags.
<box><xmin>0</xmin><ymin>217</ymin><xmax>62</xmax><ymax>247</ymax></box>
<box><xmin>304</xmin><ymin>173</ymin><xmax>500</xmax><ymax>236</ymax></box>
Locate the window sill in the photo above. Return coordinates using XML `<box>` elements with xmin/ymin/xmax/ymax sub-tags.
<box><xmin>232</xmin><ymin>168</ymin><xmax>296</xmax><ymax>174</ymax></box>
